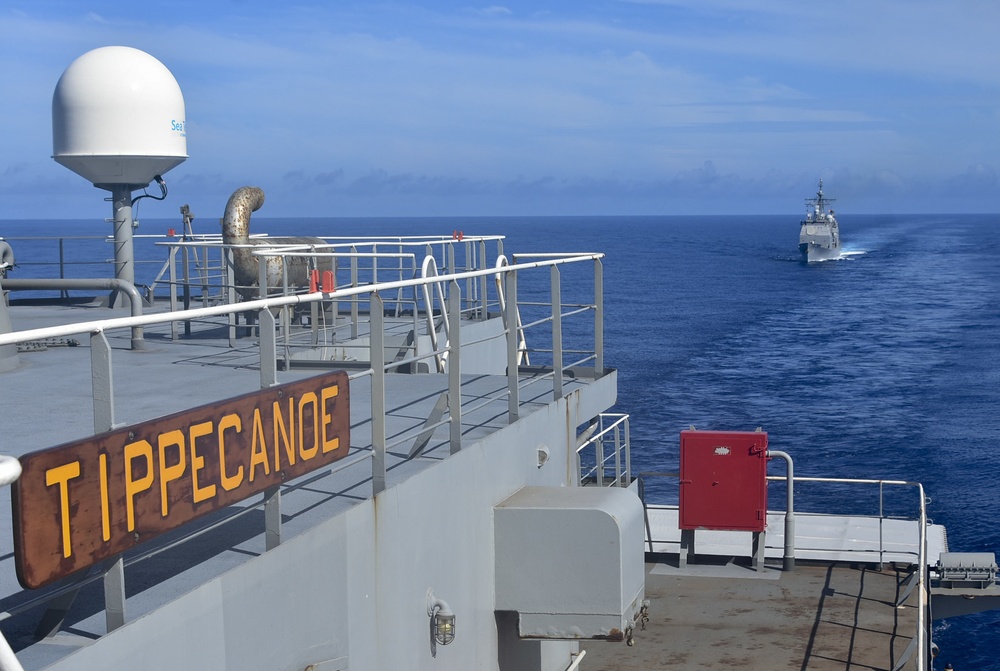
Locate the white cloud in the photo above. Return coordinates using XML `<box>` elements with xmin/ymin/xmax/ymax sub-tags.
<box><xmin>477</xmin><ymin>6</ymin><xmax>513</xmax><ymax>18</ymax></box>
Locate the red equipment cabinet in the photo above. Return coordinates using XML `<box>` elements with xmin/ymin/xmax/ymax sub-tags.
<box><xmin>679</xmin><ymin>430</ymin><xmax>768</xmax><ymax>532</ymax></box>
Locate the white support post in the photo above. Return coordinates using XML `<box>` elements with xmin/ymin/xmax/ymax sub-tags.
<box><xmin>90</xmin><ymin>331</ymin><xmax>126</xmax><ymax>632</ymax></box>
<box><xmin>594</xmin><ymin>258</ymin><xmax>604</xmax><ymax>378</ymax></box>
<box><xmin>504</xmin><ymin>271</ymin><xmax>519</xmax><ymax>422</ymax></box>
<box><xmin>551</xmin><ymin>265</ymin><xmax>563</xmax><ymax>400</ymax></box>
<box><xmin>371</xmin><ymin>293</ymin><xmax>386</xmax><ymax>495</ymax></box>
<box><xmin>448</xmin><ymin>281</ymin><xmax>462</xmax><ymax>454</ymax></box>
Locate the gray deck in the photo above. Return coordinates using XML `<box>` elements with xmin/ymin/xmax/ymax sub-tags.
<box><xmin>583</xmin><ymin>560</ymin><xmax>920</xmax><ymax>670</ymax></box>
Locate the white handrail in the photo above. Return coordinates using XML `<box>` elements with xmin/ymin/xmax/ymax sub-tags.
<box><xmin>0</xmin><ymin>253</ymin><xmax>603</xmax><ymax>348</ymax></box>
<box><xmin>493</xmin><ymin>256</ymin><xmax>530</xmax><ymax>365</ymax></box>
<box><xmin>0</xmin><ymin>456</ymin><xmax>21</xmax><ymax>487</ymax></box>
<box><xmin>420</xmin><ymin>255</ymin><xmax>450</xmax><ymax>373</ymax></box>
<box><xmin>576</xmin><ymin>413</ymin><xmax>630</xmax><ymax>486</ymax></box>
<box><xmin>565</xmin><ymin>650</ymin><xmax>586</xmax><ymax>671</ymax></box>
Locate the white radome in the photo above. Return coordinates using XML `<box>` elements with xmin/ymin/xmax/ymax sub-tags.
<box><xmin>52</xmin><ymin>46</ymin><xmax>187</xmax><ymax>187</ymax></box>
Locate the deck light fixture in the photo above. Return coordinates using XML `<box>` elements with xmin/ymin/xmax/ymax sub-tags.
<box><xmin>427</xmin><ymin>590</ymin><xmax>456</xmax><ymax>649</ymax></box>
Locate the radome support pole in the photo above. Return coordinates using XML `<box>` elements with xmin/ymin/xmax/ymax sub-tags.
<box><xmin>109</xmin><ymin>185</ymin><xmax>137</xmax><ymax>306</ymax></box>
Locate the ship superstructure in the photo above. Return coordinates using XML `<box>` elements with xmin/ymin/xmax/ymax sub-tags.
<box><xmin>799</xmin><ymin>179</ymin><xmax>841</xmax><ymax>262</ymax></box>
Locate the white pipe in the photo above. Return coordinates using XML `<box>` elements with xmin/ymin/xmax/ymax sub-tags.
<box><xmin>2</xmin><ymin>278</ymin><xmax>145</xmax><ymax>350</ymax></box>
<box><xmin>565</xmin><ymin>650</ymin><xmax>586</xmax><ymax>671</ymax></box>
<box><xmin>0</xmin><ymin>621</ymin><xmax>24</xmax><ymax>671</ymax></box>
<box><xmin>767</xmin><ymin>450</ymin><xmax>795</xmax><ymax>571</ymax></box>
<box><xmin>0</xmin><ymin>456</ymin><xmax>21</xmax><ymax>488</ymax></box>
<box><xmin>420</xmin><ymin>256</ymin><xmax>449</xmax><ymax>372</ymax></box>
<box><xmin>0</xmin><ymin>240</ymin><xmax>14</xmax><ymax>271</ymax></box>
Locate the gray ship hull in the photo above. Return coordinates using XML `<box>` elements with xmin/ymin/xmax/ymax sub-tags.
<box><xmin>799</xmin><ymin>239</ymin><xmax>841</xmax><ymax>263</ymax></box>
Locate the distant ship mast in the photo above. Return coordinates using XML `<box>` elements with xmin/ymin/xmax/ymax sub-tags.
<box><xmin>806</xmin><ymin>179</ymin><xmax>836</xmax><ymax>220</ymax></box>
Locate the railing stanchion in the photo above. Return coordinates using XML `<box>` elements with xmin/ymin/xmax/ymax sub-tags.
<box><xmin>551</xmin><ymin>266</ymin><xmax>563</xmax><ymax>400</ymax></box>
<box><xmin>169</xmin><ymin>245</ymin><xmax>179</xmax><ymax>340</ymax></box>
<box><xmin>504</xmin><ymin>270</ymin><xmax>519</xmax><ymax>422</ymax></box>
<box><xmin>595</xmin><ymin>258</ymin><xmax>604</xmax><ymax>377</ymax></box>
<box><xmin>225</xmin><ymin>247</ymin><xmax>237</xmax><ymax>346</ymax></box>
<box><xmin>104</xmin><ymin>559</ymin><xmax>125</xmax><ymax>631</ymax></box>
<box><xmin>260</xmin><ymin>309</ymin><xmax>278</xmax><ymax>388</ymax></box>
<box><xmin>448</xmin><ymin>281</ymin><xmax>462</xmax><ymax>454</ymax></box>
<box><xmin>351</xmin><ymin>247</ymin><xmax>359</xmax><ymax>340</ymax></box>
<box><xmin>371</xmin><ymin>293</ymin><xmax>387</xmax><ymax>495</ymax></box>
<box><xmin>258</xmin><ymin>307</ymin><xmax>282</xmax><ymax>549</ymax></box>
<box><xmin>624</xmin><ymin>417</ymin><xmax>632</xmax><ymax>483</ymax></box>
<box><xmin>264</xmin><ymin>486</ymin><xmax>282</xmax><ymax>550</ymax></box>
<box><xmin>89</xmin><ymin>331</ymin><xmax>127</xmax><ymax>631</ymax></box>
<box><xmin>613</xmin><ymin>421</ymin><xmax>621</xmax><ymax>486</ymax></box>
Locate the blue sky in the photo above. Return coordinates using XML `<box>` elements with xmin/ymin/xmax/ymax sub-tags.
<box><xmin>2</xmin><ymin>1</ymin><xmax>998</xmax><ymax>219</ymax></box>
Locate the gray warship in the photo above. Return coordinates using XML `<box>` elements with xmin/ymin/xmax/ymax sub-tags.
<box><xmin>0</xmin><ymin>46</ymin><xmax>997</xmax><ymax>671</ymax></box>
<box><xmin>799</xmin><ymin>179</ymin><xmax>841</xmax><ymax>262</ymax></box>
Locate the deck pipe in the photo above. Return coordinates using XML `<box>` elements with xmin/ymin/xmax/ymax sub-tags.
<box><xmin>768</xmin><ymin>449</ymin><xmax>796</xmax><ymax>571</ymax></box>
<box><xmin>0</xmin><ymin>240</ymin><xmax>13</xmax><ymax>271</ymax></box>
<box><xmin>0</xmin><ymin>278</ymin><xmax>19</xmax><ymax>373</ymax></box>
<box><xmin>2</xmin><ymin>278</ymin><xmax>145</xmax><ymax>350</ymax></box>
<box><xmin>222</xmin><ymin>185</ymin><xmax>325</xmax><ymax>299</ymax></box>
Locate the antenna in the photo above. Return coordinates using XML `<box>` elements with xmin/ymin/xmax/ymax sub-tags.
<box><xmin>52</xmin><ymin>46</ymin><xmax>187</xmax><ymax>291</ymax></box>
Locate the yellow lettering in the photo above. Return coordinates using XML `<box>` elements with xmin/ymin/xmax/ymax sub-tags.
<box><xmin>189</xmin><ymin>421</ymin><xmax>217</xmax><ymax>503</ymax></box>
<box><xmin>321</xmin><ymin>384</ymin><xmax>340</xmax><ymax>454</ymax></box>
<box><xmin>298</xmin><ymin>392</ymin><xmax>319</xmax><ymax>460</ymax></box>
<box><xmin>218</xmin><ymin>413</ymin><xmax>244</xmax><ymax>491</ymax></box>
<box><xmin>124</xmin><ymin>440</ymin><xmax>155</xmax><ymax>532</ymax></box>
<box><xmin>46</xmin><ymin>461</ymin><xmax>81</xmax><ymax>558</ymax></box>
<box><xmin>99</xmin><ymin>453</ymin><xmax>110</xmax><ymax>541</ymax></box>
<box><xmin>158</xmin><ymin>429</ymin><xmax>187</xmax><ymax>517</ymax></box>
<box><xmin>249</xmin><ymin>408</ymin><xmax>270</xmax><ymax>482</ymax></box>
<box><xmin>273</xmin><ymin>399</ymin><xmax>296</xmax><ymax>470</ymax></box>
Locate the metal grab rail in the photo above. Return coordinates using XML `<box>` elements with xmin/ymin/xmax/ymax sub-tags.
<box><xmin>420</xmin><ymin>255</ymin><xmax>450</xmax><ymax>372</ymax></box>
<box><xmin>493</xmin><ymin>256</ymin><xmax>530</xmax><ymax>366</ymax></box>
<box><xmin>576</xmin><ymin>413</ymin><xmax>631</xmax><ymax>487</ymax></box>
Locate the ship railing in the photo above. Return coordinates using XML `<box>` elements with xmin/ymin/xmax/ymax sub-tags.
<box><xmin>637</xmin><ymin>472</ymin><xmax>930</xmax><ymax>670</ymax></box>
<box><xmin>638</xmin><ymin>472</ymin><xmax>928</xmax><ymax>564</ymax></box>
<box><xmin>149</xmin><ymin>233</ymin><xmax>230</xmax><ymax>307</ymax></box>
<box><xmin>576</xmin><ymin>413</ymin><xmax>631</xmax><ymax>487</ymax></box>
<box><xmin>0</xmin><ymin>234</ymin><xmax>201</xmax><ymax>303</ymax></box>
<box><xmin>154</xmin><ymin>234</ymin><xmax>507</xmax><ymax>347</ymax></box>
<box><xmin>234</xmin><ymin>246</ymin><xmax>604</xmax><ymax>405</ymax></box>
<box><xmin>0</xmin><ymin>231</ymin><xmax>505</xmax><ymax>308</ymax></box>
<box><xmin>0</xmin><ymin>249</ymin><xmax>606</xmax><ymax>641</ymax></box>
<box><xmin>502</xmin><ymin>253</ymin><xmax>605</xmax><ymax>402</ymax></box>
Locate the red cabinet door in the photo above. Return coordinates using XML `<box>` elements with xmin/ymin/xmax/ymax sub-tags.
<box><xmin>679</xmin><ymin>430</ymin><xmax>768</xmax><ymax>532</ymax></box>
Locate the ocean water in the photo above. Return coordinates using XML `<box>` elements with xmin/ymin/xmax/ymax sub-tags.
<box><xmin>3</xmin><ymin>212</ymin><xmax>998</xmax><ymax>668</ymax></box>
